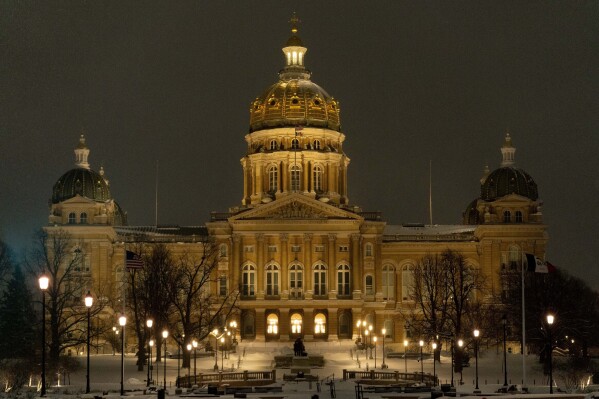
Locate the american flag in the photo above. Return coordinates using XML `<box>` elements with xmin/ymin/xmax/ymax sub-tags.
<box><xmin>126</xmin><ymin>250</ymin><xmax>144</xmax><ymax>269</ymax></box>
<box><xmin>295</xmin><ymin>126</ymin><xmax>303</xmax><ymax>136</ymax></box>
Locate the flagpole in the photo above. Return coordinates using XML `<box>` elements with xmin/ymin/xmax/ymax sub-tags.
<box><xmin>429</xmin><ymin>160</ymin><xmax>433</xmax><ymax>225</ymax></box>
<box><xmin>521</xmin><ymin>251</ymin><xmax>527</xmax><ymax>389</ymax></box>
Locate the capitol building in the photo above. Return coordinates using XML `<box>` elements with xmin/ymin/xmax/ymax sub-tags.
<box><xmin>46</xmin><ymin>19</ymin><xmax>546</xmax><ymax>346</ymax></box>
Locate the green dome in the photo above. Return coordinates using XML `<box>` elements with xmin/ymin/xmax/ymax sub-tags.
<box><xmin>481</xmin><ymin>167</ymin><xmax>538</xmax><ymax>201</ymax></box>
<box><xmin>52</xmin><ymin>168</ymin><xmax>112</xmax><ymax>204</ymax></box>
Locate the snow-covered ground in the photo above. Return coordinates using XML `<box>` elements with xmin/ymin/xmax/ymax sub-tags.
<box><xmin>36</xmin><ymin>341</ymin><xmax>597</xmax><ymax>399</ymax></box>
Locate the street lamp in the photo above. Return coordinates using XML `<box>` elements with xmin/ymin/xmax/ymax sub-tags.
<box><xmin>473</xmin><ymin>329</ymin><xmax>480</xmax><ymax>391</ymax></box>
<box><xmin>39</xmin><ymin>275</ymin><xmax>49</xmax><ymax>397</ymax></box>
<box><xmin>432</xmin><ymin>342</ymin><xmax>438</xmax><ymax>386</ymax></box>
<box><xmin>364</xmin><ymin>329</ymin><xmax>370</xmax><ymax>362</ymax></box>
<box><xmin>368</xmin><ymin>325</ymin><xmax>374</xmax><ymax>359</ymax></box>
<box><xmin>119</xmin><ymin>315</ymin><xmax>127</xmax><ymax>396</ymax></box>
<box><xmin>220</xmin><ymin>337</ymin><xmax>225</xmax><ymax>370</ymax></box>
<box><xmin>356</xmin><ymin>320</ymin><xmax>362</xmax><ymax>343</ymax></box>
<box><xmin>186</xmin><ymin>344</ymin><xmax>192</xmax><ymax>387</ymax></box>
<box><xmin>546</xmin><ymin>314</ymin><xmax>555</xmax><ymax>394</ymax></box>
<box><xmin>502</xmin><ymin>315</ymin><xmax>508</xmax><ymax>388</ymax></box>
<box><xmin>162</xmin><ymin>330</ymin><xmax>169</xmax><ymax>390</ymax></box>
<box><xmin>84</xmin><ymin>292</ymin><xmax>93</xmax><ymax>393</ymax></box>
<box><xmin>211</xmin><ymin>329</ymin><xmax>219</xmax><ymax>371</ymax></box>
<box><xmin>373</xmin><ymin>336</ymin><xmax>377</xmax><ymax>369</ymax></box>
<box><xmin>381</xmin><ymin>328</ymin><xmax>387</xmax><ymax>369</ymax></box>
<box><xmin>229</xmin><ymin>321</ymin><xmax>238</xmax><ymax>344</ymax></box>
<box><xmin>149</xmin><ymin>339</ymin><xmax>154</xmax><ymax>385</ymax></box>
<box><xmin>192</xmin><ymin>340</ymin><xmax>198</xmax><ymax>385</ymax></box>
<box><xmin>419</xmin><ymin>340</ymin><xmax>424</xmax><ymax>382</ymax></box>
<box><xmin>146</xmin><ymin>319</ymin><xmax>153</xmax><ymax>387</ymax></box>
<box><xmin>403</xmin><ymin>340</ymin><xmax>409</xmax><ymax>373</ymax></box>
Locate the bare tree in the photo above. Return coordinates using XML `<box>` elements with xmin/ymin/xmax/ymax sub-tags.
<box><xmin>0</xmin><ymin>240</ymin><xmax>12</xmax><ymax>294</ymax></box>
<box><xmin>25</xmin><ymin>229</ymin><xmax>108</xmax><ymax>368</ymax></box>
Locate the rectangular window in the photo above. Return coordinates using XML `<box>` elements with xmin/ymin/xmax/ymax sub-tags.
<box><xmin>291</xmin><ymin>245</ymin><xmax>301</xmax><ymax>253</ymax></box>
<box><xmin>244</xmin><ymin>246</ymin><xmax>254</xmax><ymax>253</ymax></box>
<box><xmin>339</xmin><ymin>245</ymin><xmax>349</xmax><ymax>252</ymax></box>
<box><xmin>314</xmin><ymin>245</ymin><xmax>325</xmax><ymax>252</ymax></box>
<box><xmin>219</xmin><ymin>276</ymin><xmax>227</xmax><ymax>296</ymax></box>
<box><xmin>268</xmin><ymin>245</ymin><xmax>277</xmax><ymax>252</ymax></box>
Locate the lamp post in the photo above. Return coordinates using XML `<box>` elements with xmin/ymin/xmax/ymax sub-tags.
<box><xmin>473</xmin><ymin>329</ymin><xmax>480</xmax><ymax>391</ymax></box>
<box><xmin>192</xmin><ymin>340</ymin><xmax>197</xmax><ymax>385</ymax></box>
<box><xmin>148</xmin><ymin>339</ymin><xmax>152</xmax><ymax>388</ymax></box>
<box><xmin>146</xmin><ymin>319</ymin><xmax>153</xmax><ymax>387</ymax></box>
<box><xmin>450</xmin><ymin>338</ymin><xmax>454</xmax><ymax>387</ymax></box>
<box><xmin>364</xmin><ymin>329</ymin><xmax>370</xmax><ymax>363</ymax></box>
<box><xmin>432</xmin><ymin>342</ymin><xmax>438</xmax><ymax>387</ymax></box>
<box><xmin>84</xmin><ymin>292</ymin><xmax>93</xmax><ymax>393</ymax></box>
<box><xmin>419</xmin><ymin>340</ymin><xmax>424</xmax><ymax>382</ymax></box>
<box><xmin>381</xmin><ymin>328</ymin><xmax>387</xmax><ymax>369</ymax></box>
<box><xmin>176</xmin><ymin>335</ymin><xmax>181</xmax><ymax>388</ymax></box>
<box><xmin>502</xmin><ymin>315</ymin><xmax>508</xmax><ymax>388</ymax></box>
<box><xmin>186</xmin><ymin>344</ymin><xmax>192</xmax><ymax>387</ymax></box>
<box><xmin>220</xmin><ymin>337</ymin><xmax>225</xmax><ymax>370</ymax></box>
<box><xmin>211</xmin><ymin>329</ymin><xmax>219</xmax><ymax>371</ymax></box>
<box><xmin>162</xmin><ymin>330</ymin><xmax>168</xmax><ymax>390</ymax></box>
<box><xmin>546</xmin><ymin>314</ymin><xmax>555</xmax><ymax>394</ymax></box>
<box><xmin>373</xmin><ymin>336</ymin><xmax>377</xmax><ymax>369</ymax></box>
<box><xmin>119</xmin><ymin>315</ymin><xmax>127</xmax><ymax>396</ymax></box>
<box><xmin>229</xmin><ymin>321</ymin><xmax>238</xmax><ymax>344</ymax></box>
<box><xmin>356</xmin><ymin>320</ymin><xmax>362</xmax><ymax>343</ymax></box>
<box><xmin>368</xmin><ymin>325</ymin><xmax>374</xmax><ymax>359</ymax></box>
<box><xmin>39</xmin><ymin>275</ymin><xmax>49</xmax><ymax>397</ymax></box>
<box><xmin>457</xmin><ymin>339</ymin><xmax>464</xmax><ymax>385</ymax></box>
<box><xmin>404</xmin><ymin>340</ymin><xmax>408</xmax><ymax>373</ymax></box>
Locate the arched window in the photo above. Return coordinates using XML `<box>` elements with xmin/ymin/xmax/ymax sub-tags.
<box><xmin>242</xmin><ymin>264</ymin><xmax>256</xmax><ymax>297</ymax></box>
<box><xmin>382</xmin><ymin>264</ymin><xmax>395</xmax><ymax>300</ymax></box>
<box><xmin>313</xmin><ymin>263</ymin><xmax>327</xmax><ymax>296</ymax></box>
<box><xmin>291</xmin><ymin>138</ymin><xmax>299</xmax><ymax>149</ymax></box>
<box><xmin>365</xmin><ymin>243</ymin><xmax>373</xmax><ymax>257</ymax></box>
<box><xmin>365</xmin><ymin>275</ymin><xmax>374</xmax><ymax>295</ymax></box>
<box><xmin>313</xmin><ymin>140</ymin><xmax>321</xmax><ymax>150</ymax></box>
<box><xmin>401</xmin><ymin>264</ymin><xmax>414</xmax><ymax>301</ymax></box>
<box><xmin>314</xmin><ymin>313</ymin><xmax>327</xmax><ymax>335</ymax></box>
<box><xmin>289</xmin><ymin>263</ymin><xmax>303</xmax><ymax>299</ymax></box>
<box><xmin>266</xmin><ymin>313</ymin><xmax>279</xmax><ymax>335</ymax></box>
<box><xmin>268</xmin><ymin>165</ymin><xmax>278</xmax><ymax>192</ymax></box>
<box><xmin>265</xmin><ymin>264</ymin><xmax>279</xmax><ymax>296</ymax></box>
<box><xmin>337</xmin><ymin>264</ymin><xmax>351</xmax><ymax>296</ymax></box>
<box><xmin>509</xmin><ymin>245</ymin><xmax>520</xmax><ymax>270</ymax></box>
<box><xmin>270</xmin><ymin>140</ymin><xmax>277</xmax><ymax>150</ymax></box>
<box><xmin>291</xmin><ymin>313</ymin><xmax>303</xmax><ymax>334</ymax></box>
<box><xmin>313</xmin><ymin>165</ymin><xmax>323</xmax><ymax>193</ymax></box>
<box><xmin>80</xmin><ymin>212</ymin><xmax>87</xmax><ymax>224</ymax></box>
<box><xmin>515</xmin><ymin>210</ymin><xmax>523</xmax><ymax>223</ymax></box>
<box><xmin>242</xmin><ymin>311</ymin><xmax>255</xmax><ymax>338</ymax></box>
<box><xmin>503</xmin><ymin>210</ymin><xmax>511</xmax><ymax>223</ymax></box>
<box><xmin>290</xmin><ymin>165</ymin><xmax>301</xmax><ymax>191</ymax></box>
<box><xmin>338</xmin><ymin>311</ymin><xmax>351</xmax><ymax>338</ymax></box>
<box><xmin>68</xmin><ymin>212</ymin><xmax>76</xmax><ymax>224</ymax></box>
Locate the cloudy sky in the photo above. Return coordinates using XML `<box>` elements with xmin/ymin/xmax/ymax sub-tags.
<box><xmin>1</xmin><ymin>1</ymin><xmax>598</xmax><ymax>288</ymax></box>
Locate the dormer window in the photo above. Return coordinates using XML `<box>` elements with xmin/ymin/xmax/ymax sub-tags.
<box><xmin>291</xmin><ymin>139</ymin><xmax>299</xmax><ymax>149</ymax></box>
<box><xmin>503</xmin><ymin>210</ymin><xmax>511</xmax><ymax>223</ymax></box>
<box><xmin>515</xmin><ymin>211</ymin><xmax>523</xmax><ymax>223</ymax></box>
<box><xmin>68</xmin><ymin>212</ymin><xmax>76</xmax><ymax>224</ymax></box>
<box><xmin>80</xmin><ymin>212</ymin><xmax>88</xmax><ymax>224</ymax></box>
<box><xmin>270</xmin><ymin>140</ymin><xmax>278</xmax><ymax>150</ymax></box>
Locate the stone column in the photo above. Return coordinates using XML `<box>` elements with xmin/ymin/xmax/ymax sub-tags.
<box><xmin>279</xmin><ymin>308</ymin><xmax>290</xmax><ymax>341</ymax></box>
<box><xmin>328</xmin><ymin>308</ymin><xmax>339</xmax><ymax>341</ymax></box>
<box><xmin>303</xmin><ymin>159</ymin><xmax>310</xmax><ymax>193</ymax></box>
<box><xmin>303</xmin><ymin>308</ymin><xmax>314</xmax><ymax>341</ymax></box>
<box><xmin>351</xmin><ymin>234</ymin><xmax>362</xmax><ymax>299</ymax></box>
<box><xmin>280</xmin><ymin>234</ymin><xmax>289</xmax><ymax>299</ymax></box>
<box><xmin>327</xmin><ymin>234</ymin><xmax>337</xmax><ymax>298</ymax></box>
<box><xmin>304</xmin><ymin>233</ymin><xmax>312</xmax><ymax>299</ymax></box>
<box><xmin>281</xmin><ymin>160</ymin><xmax>288</xmax><ymax>194</ymax></box>
<box><xmin>232</xmin><ymin>235</ymin><xmax>241</xmax><ymax>292</ymax></box>
<box><xmin>256</xmin><ymin>234</ymin><xmax>265</xmax><ymax>299</ymax></box>
<box><xmin>255</xmin><ymin>308</ymin><xmax>265</xmax><ymax>342</ymax></box>
<box><xmin>255</xmin><ymin>163</ymin><xmax>263</xmax><ymax>198</ymax></box>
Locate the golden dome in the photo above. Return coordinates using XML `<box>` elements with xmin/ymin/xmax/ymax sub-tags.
<box><xmin>248</xmin><ymin>15</ymin><xmax>341</xmax><ymax>133</ymax></box>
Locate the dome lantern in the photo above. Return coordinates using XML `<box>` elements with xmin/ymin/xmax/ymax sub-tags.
<box><xmin>282</xmin><ymin>13</ymin><xmax>308</xmax><ymax>74</ymax></box>
<box><xmin>75</xmin><ymin>134</ymin><xmax>90</xmax><ymax>169</ymax></box>
<box><xmin>500</xmin><ymin>131</ymin><xmax>516</xmax><ymax>167</ymax></box>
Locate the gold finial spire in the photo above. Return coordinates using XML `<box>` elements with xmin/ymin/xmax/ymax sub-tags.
<box><xmin>290</xmin><ymin>12</ymin><xmax>300</xmax><ymax>35</ymax></box>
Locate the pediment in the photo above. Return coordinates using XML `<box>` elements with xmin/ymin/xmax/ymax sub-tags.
<box><xmin>490</xmin><ymin>193</ymin><xmax>534</xmax><ymax>204</ymax></box>
<box><xmin>59</xmin><ymin>194</ymin><xmax>99</xmax><ymax>205</ymax></box>
<box><xmin>229</xmin><ymin>194</ymin><xmax>362</xmax><ymax>221</ymax></box>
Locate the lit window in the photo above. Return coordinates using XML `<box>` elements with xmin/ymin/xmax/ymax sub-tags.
<box><xmin>80</xmin><ymin>212</ymin><xmax>87</xmax><ymax>224</ymax></box>
<box><xmin>265</xmin><ymin>264</ymin><xmax>280</xmax><ymax>296</ymax></box>
<box><xmin>68</xmin><ymin>212</ymin><xmax>76</xmax><ymax>224</ymax></box>
<box><xmin>314</xmin><ymin>313</ymin><xmax>326</xmax><ymax>335</ymax></box>
<box><xmin>266</xmin><ymin>313</ymin><xmax>279</xmax><ymax>335</ymax></box>
<box><xmin>337</xmin><ymin>264</ymin><xmax>351</xmax><ymax>296</ymax></box>
<box><xmin>313</xmin><ymin>263</ymin><xmax>327</xmax><ymax>296</ymax></box>
<box><xmin>291</xmin><ymin>313</ymin><xmax>302</xmax><ymax>334</ymax></box>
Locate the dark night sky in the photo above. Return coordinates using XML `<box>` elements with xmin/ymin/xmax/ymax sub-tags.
<box><xmin>1</xmin><ymin>2</ymin><xmax>598</xmax><ymax>289</ymax></box>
